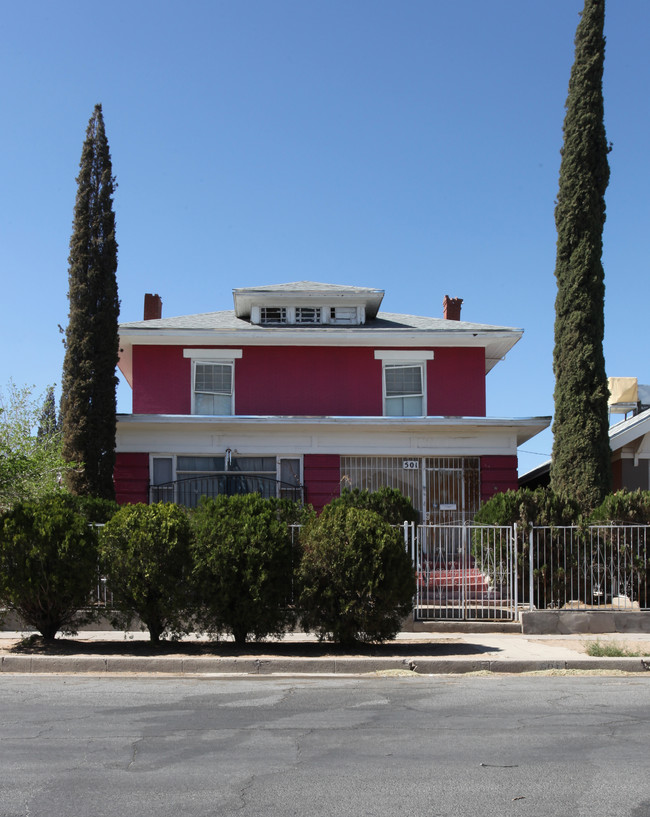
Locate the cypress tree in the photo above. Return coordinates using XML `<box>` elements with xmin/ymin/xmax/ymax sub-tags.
<box><xmin>60</xmin><ymin>104</ymin><xmax>119</xmax><ymax>499</ymax></box>
<box><xmin>550</xmin><ymin>0</ymin><xmax>612</xmax><ymax>511</ymax></box>
<box><xmin>37</xmin><ymin>386</ymin><xmax>59</xmax><ymax>441</ymax></box>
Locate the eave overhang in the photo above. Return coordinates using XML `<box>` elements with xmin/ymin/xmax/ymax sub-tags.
<box><xmin>232</xmin><ymin>282</ymin><xmax>385</xmax><ymax>320</ymax></box>
<box><xmin>117</xmin><ymin>326</ymin><xmax>522</xmax><ymax>386</ymax></box>
<box><xmin>116</xmin><ymin>413</ymin><xmax>550</xmax><ymax>448</ymax></box>
<box><xmin>609</xmin><ymin>407</ymin><xmax>650</xmax><ymax>453</ymax></box>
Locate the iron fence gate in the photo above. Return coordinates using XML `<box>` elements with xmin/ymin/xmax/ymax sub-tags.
<box><xmin>405</xmin><ymin>523</ymin><xmax>518</xmax><ymax>621</ymax></box>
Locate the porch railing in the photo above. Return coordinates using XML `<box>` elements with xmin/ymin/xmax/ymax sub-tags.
<box><xmin>149</xmin><ymin>475</ymin><xmax>303</xmax><ymax>507</ymax></box>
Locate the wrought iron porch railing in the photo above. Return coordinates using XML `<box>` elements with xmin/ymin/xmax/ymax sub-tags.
<box><xmin>149</xmin><ymin>474</ymin><xmax>303</xmax><ymax>507</ymax></box>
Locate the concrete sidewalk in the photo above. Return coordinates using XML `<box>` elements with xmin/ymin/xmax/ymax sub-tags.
<box><xmin>2</xmin><ymin>630</ymin><xmax>650</xmax><ymax>675</ymax></box>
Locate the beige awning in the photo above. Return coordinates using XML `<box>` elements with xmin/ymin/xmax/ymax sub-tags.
<box><xmin>608</xmin><ymin>377</ymin><xmax>638</xmax><ymax>407</ymax></box>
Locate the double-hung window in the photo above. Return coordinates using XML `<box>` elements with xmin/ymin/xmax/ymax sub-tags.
<box><xmin>194</xmin><ymin>361</ymin><xmax>233</xmax><ymax>415</ymax></box>
<box><xmin>183</xmin><ymin>349</ymin><xmax>242</xmax><ymax>416</ymax></box>
<box><xmin>374</xmin><ymin>350</ymin><xmax>434</xmax><ymax>417</ymax></box>
<box><xmin>384</xmin><ymin>364</ymin><xmax>424</xmax><ymax>416</ymax></box>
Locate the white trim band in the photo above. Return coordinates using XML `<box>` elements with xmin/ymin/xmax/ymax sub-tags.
<box><xmin>374</xmin><ymin>350</ymin><xmax>434</xmax><ymax>361</ymax></box>
<box><xmin>183</xmin><ymin>348</ymin><xmax>243</xmax><ymax>359</ymax></box>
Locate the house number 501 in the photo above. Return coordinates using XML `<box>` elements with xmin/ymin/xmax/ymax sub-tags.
<box><xmin>402</xmin><ymin>460</ymin><xmax>419</xmax><ymax>470</ymax></box>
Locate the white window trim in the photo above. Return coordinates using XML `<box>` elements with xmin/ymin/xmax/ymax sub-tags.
<box><xmin>150</xmin><ymin>454</ymin><xmax>176</xmax><ymax>484</ymax></box>
<box><xmin>183</xmin><ymin>349</ymin><xmax>243</xmax><ymax>360</ymax></box>
<box><xmin>374</xmin><ymin>350</ymin><xmax>434</xmax><ymax>361</ymax></box>
<box><xmin>376</xmin><ymin>352</ymin><xmax>431</xmax><ymax>417</ymax></box>
<box><xmin>278</xmin><ymin>456</ymin><xmax>303</xmax><ymax>487</ymax></box>
<box><xmin>183</xmin><ymin>349</ymin><xmax>242</xmax><ymax>416</ymax></box>
<box><xmin>191</xmin><ymin>360</ymin><xmax>234</xmax><ymax>416</ymax></box>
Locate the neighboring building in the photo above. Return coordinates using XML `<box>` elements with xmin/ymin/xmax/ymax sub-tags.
<box><xmin>115</xmin><ymin>281</ymin><xmax>550</xmax><ymax>520</ymax></box>
<box><xmin>520</xmin><ymin>377</ymin><xmax>650</xmax><ymax>492</ymax></box>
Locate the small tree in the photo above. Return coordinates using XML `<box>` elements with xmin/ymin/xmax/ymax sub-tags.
<box><xmin>60</xmin><ymin>103</ymin><xmax>119</xmax><ymax>499</ymax></box>
<box><xmin>37</xmin><ymin>386</ymin><xmax>59</xmax><ymax>441</ymax></box>
<box><xmin>191</xmin><ymin>494</ymin><xmax>297</xmax><ymax>644</ymax></box>
<box><xmin>100</xmin><ymin>503</ymin><xmax>194</xmax><ymax>642</ymax></box>
<box><xmin>0</xmin><ymin>382</ymin><xmax>71</xmax><ymax>511</ymax></box>
<box><xmin>0</xmin><ymin>495</ymin><xmax>99</xmax><ymax>640</ymax></box>
<box><xmin>298</xmin><ymin>505</ymin><xmax>415</xmax><ymax>645</ymax></box>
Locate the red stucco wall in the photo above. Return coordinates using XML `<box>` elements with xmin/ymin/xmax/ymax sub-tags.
<box><xmin>429</xmin><ymin>347</ymin><xmax>485</xmax><ymax>416</ymax></box>
<box><xmin>236</xmin><ymin>347</ymin><xmax>383</xmax><ymax>415</ymax></box>
<box><xmin>132</xmin><ymin>346</ymin><xmax>191</xmax><ymax>414</ymax></box>
<box><xmin>114</xmin><ymin>452</ymin><xmax>149</xmax><ymax>505</ymax></box>
<box><xmin>303</xmin><ymin>454</ymin><xmax>341</xmax><ymax>513</ymax></box>
<box><xmin>480</xmin><ymin>455</ymin><xmax>518</xmax><ymax>504</ymax></box>
<box><xmin>129</xmin><ymin>344</ymin><xmax>486</xmax><ymax>417</ymax></box>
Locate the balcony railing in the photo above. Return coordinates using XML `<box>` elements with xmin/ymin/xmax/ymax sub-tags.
<box><xmin>149</xmin><ymin>474</ymin><xmax>303</xmax><ymax>507</ymax></box>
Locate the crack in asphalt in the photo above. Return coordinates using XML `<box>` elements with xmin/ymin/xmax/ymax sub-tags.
<box><xmin>127</xmin><ymin>736</ymin><xmax>143</xmax><ymax>770</ymax></box>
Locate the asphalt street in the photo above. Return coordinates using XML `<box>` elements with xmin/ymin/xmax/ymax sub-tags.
<box><xmin>1</xmin><ymin>674</ymin><xmax>649</xmax><ymax>817</ymax></box>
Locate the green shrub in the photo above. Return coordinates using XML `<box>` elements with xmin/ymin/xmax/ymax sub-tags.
<box><xmin>473</xmin><ymin>487</ymin><xmax>578</xmax><ymax>527</ymax></box>
<box><xmin>99</xmin><ymin>503</ymin><xmax>194</xmax><ymax>642</ymax></box>
<box><xmin>0</xmin><ymin>494</ymin><xmax>99</xmax><ymax>640</ymax></box>
<box><xmin>590</xmin><ymin>490</ymin><xmax>650</xmax><ymax>524</ymax></box>
<box><xmin>68</xmin><ymin>494</ymin><xmax>119</xmax><ymax>524</ymax></box>
<box><xmin>330</xmin><ymin>487</ymin><xmax>419</xmax><ymax>525</ymax></box>
<box><xmin>191</xmin><ymin>494</ymin><xmax>297</xmax><ymax>644</ymax></box>
<box><xmin>298</xmin><ymin>505</ymin><xmax>416</xmax><ymax>645</ymax></box>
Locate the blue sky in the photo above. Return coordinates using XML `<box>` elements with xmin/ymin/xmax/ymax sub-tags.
<box><xmin>1</xmin><ymin>1</ymin><xmax>648</xmax><ymax>476</ymax></box>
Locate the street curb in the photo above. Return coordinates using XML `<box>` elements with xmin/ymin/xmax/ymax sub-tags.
<box><xmin>2</xmin><ymin>654</ymin><xmax>649</xmax><ymax>675</ymax></box>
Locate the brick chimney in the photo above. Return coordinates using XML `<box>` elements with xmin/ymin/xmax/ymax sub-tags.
<box><xmin>443</xmin><ymin>295</ymin><xmax>463</xmax><ymax>321</ymax></box>
<box><xmin>144</xmin><ymin>293</ymin><xmax>162</xmax><ymax>321</ymax></box>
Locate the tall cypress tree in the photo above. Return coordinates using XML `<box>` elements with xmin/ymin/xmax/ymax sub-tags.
<box><xmin>550</xmin><ymin>0</ymin><xmax>612</xmax><ymax>511</ymax></box>
<box><xmin>60</xmin><ymin>104</ymin><xmax>119</xmax><ymax>499</ymax></box>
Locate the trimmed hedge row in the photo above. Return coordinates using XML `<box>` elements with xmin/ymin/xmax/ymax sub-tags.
<box><xmin>0</xmin><ymin>488</ymin><xmax>416</xmax><ymax>645</ymax></box>
<box><xmin>474</xmin><ymin>487</ymin><xmax>650</xmax><ymax>527</ymax></box>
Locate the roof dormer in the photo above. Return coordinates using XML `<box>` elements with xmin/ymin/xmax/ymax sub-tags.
<box><xmin>232</xmin><ymin>281</ymin><xmax>384</xmax><ymax>326</ymax></box>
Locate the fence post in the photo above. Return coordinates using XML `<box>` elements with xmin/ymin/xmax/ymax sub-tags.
<box><xmin>513</xmin><ymin>523</ymin><xmax>518</xmax><ymax>619</ymax></box>
<box><xmin>528</xmin><ymin>524</ymin><xmax>534</xmax><ymax>611</ymax></box>
<box><xmin>404</xmin><ymin>521</ymin><xmax>417</xmax><ymax>622</ymax></box>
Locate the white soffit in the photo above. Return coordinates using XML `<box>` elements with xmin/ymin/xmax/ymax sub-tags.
<box><xmin>116</xmin><ymin>414</ymin><xmax>550</xmax><ymax>448</ymax></box>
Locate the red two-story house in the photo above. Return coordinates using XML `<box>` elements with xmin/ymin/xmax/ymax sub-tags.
<box><xmin>114</xmin><ymin>281</ymin><xmax>549</xmax><ymax>520</ymax></box>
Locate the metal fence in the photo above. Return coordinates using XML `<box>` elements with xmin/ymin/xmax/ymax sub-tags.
<box><xmin>405</xmin><ymin>522</ymin><xmax>650</xmax><ymax>621</ymax></box>
<box><xmin>524</xmin><ymin>525</ymin><xmax>650</xmax><ymax>612</ymax></box>
<box><xmin>93</xmin><ymin>517</ymin><xmax>650</xmax><ymax>620</ymax></box>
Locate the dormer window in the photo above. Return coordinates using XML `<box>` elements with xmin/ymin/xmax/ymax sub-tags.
<box><xmin>250</xmin><ymin>304</ymin><xmax>364</xmax><ymax>326</ymax></box>
<box><xmin>234</xmin><ymin>282</ymin><xmax>383</xmax><ymax>327</ymax></box>
<box><xmin>260</xmin><ymin>307</ymin><xmax>287</xmax><ymax>325</ymax></box>
<box><xmin>329</xmin><ymin>306</ymin><xmax>359</xmax><ymax>325</ymax></box>
<box><xmin>295</xmin><ymin>307</ymin><xmax>321</xmax><ymax>324</ymax></box>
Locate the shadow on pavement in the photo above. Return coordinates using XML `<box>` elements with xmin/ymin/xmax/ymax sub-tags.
<box><xmin>8</xmin><ymin>635</ymin><xmax>501</xmax><ymax>658</ymax></box>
